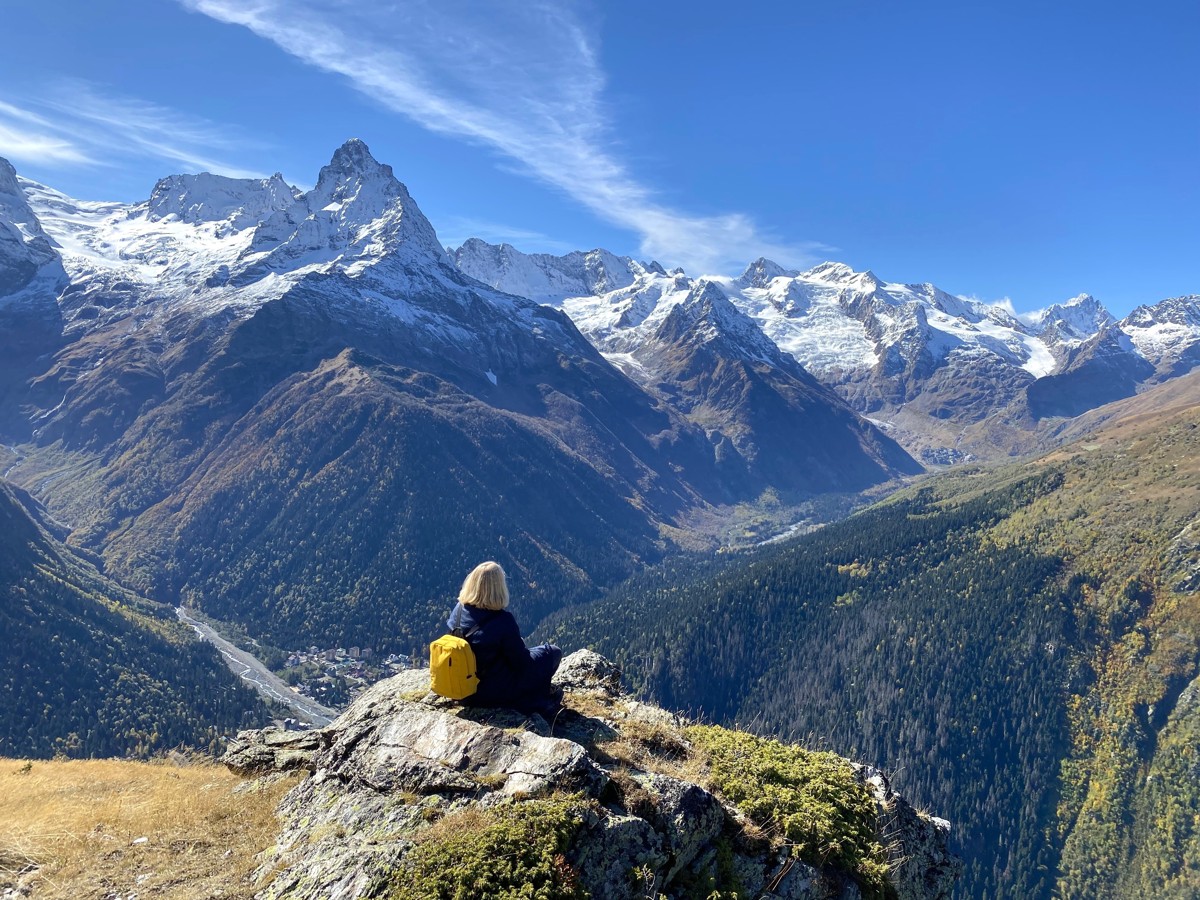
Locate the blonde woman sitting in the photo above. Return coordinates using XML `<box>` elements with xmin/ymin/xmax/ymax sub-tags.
<box><xmin>446</xmin><ymin>561</ymin><xmax>563</xmax><ymax>717</ymax></box>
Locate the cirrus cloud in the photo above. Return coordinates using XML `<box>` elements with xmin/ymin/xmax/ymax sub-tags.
<box><xmin>180</xmin><ymin>0</ymin><xmax>828</xmax><ymax>274</ymax></box>
<box><xmin>0</xmin><ymin>82</ymin><xmax>265</xmax><ymax>180</ymax></box>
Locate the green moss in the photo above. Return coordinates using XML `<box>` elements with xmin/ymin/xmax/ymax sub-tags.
<box><xmin>388</xmin><ymin>797</ymin><xmax>590</xmax><ymax>900</ymax></box>
<box><xmin>687</xmin><ymin>725</ymin><xmax>892</xmax><ymax>899</ymax></box>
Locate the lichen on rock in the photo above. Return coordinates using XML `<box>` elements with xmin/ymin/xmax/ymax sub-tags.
<box><xmin>225</xmin><ymin>650</ymin><xmax>959</xmax><ymax>899</ymax></box>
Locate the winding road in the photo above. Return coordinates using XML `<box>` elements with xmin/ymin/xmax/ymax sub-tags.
<box><xmin>176</xmin><ymin>607</ymin><xmax>338</xmax><ymax>727</ymax></box>
<box><xmin>2</xmin><ymin>445</ymin><xmax>21</xmax><ymax>481</ymax></box>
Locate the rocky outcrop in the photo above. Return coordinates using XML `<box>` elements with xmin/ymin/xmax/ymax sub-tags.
<box><xmin>224</xmin><ymin>652</ymin><xmax>959</xmax><ymax>900</ymax></box>
<box><xmin>1167</xmin><ymin>520</ymin><xmax>1200</xmax><ymax>594</ymax></box>
<box><xmin>222</xmin><ymin>725</ymin><xmax>324</xmax><ymax>777</ymax></box>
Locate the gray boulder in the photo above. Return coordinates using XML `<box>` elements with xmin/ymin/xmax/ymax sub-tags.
<box><xmin>856</xmin><ymin>767</ymin><xmax>960</xmax><ymax>900</ymax></box>
<box><xmin>553</xmin><ymin>648</ymin><xmax>624</xmax><ymax>695</ymax></box>
<box><xmin>632</xmin><ymin>773</ymin><xmax>725</xmax><ymax>883</ymax></box>
<box><xmin>570</xmin><ymin>811</ymin><xmax>667</xmax><ymax>900</ymax></box>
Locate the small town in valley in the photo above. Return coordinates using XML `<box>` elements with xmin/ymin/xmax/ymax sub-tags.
<box><xmin>279</xmin><ymin>645</ymin><xmax>414</xmax><ymax>709</ymax></box>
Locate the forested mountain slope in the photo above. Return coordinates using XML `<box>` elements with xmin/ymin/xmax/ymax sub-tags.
<box><xmin>544</xmin><ymin>383</ymin><xmax>1200</xmax><ymax>899</ymax></box>
<box><xmin>0</xmin><ymin>482</ymin><xmax>268</xmax><ymax>758</ymax></box>
<box><xmin>0</xmin><ymin>145</ymin><xmax>913</xmax><ymax>654</ymax></box>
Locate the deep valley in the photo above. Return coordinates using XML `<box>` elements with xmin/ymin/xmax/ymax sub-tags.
<box><xmin>2</xmin><ymin>142</ymin><xmax>1199</xmax><ymax>899</ymax></box>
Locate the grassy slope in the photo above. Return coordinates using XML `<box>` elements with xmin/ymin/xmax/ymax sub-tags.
<box><xmin>888</xmin><ymin>395</ymin><xmax>1200</xmax><ymax>898</ymax></box>
<box><xmin>0</xmin><ymin>758</ymin><xmax>297</xmax><ymax>898</ymax></box>
<box><xmin>1027</xmin><ymin>404</ymin><xmax>1200</xmax><ymax>898</ymax></box>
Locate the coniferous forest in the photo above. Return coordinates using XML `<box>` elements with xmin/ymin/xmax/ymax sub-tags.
<box><xmin>547</xmin><ymin>474</ymin><xmax>1071</xmax><ymax>900</ymax></box>
<box><xmin>0</xmin><ymin>483</ymin><xmax>269</xmax><ymax>758</ymax></box>
<box><xmin>544</xmin><ymin>407</ymin><xmax>1200</xmax><ymax>900</ymax></box>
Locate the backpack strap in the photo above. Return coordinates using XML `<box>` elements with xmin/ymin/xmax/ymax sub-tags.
<box><xmin>452</xmin><ymin>622</ymin><xmax>483</xmax><ymax>640</ymax></box>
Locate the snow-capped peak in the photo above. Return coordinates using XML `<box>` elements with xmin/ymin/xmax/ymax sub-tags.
<box><xmin>928</xmin><ymin>289</ymin><xmax>1018</xmax><ymax>327</ymax></box>
<box><xmin>736</xmin><ymin>257</ymin><xmax>797</xmax><ymax>289</ymax></box>
<box><xmin>0</xmin><ymin>158</ymin><xmax>52</xmax><ymax>248</ymax></box>
<box><xmin>1025</xmin><ymin>293</ymin><xmax>1114</xmax><ymax>341</ymax></box>
<box><xmin>243</xmin><ymin>139</ymin><xmax>448</xmax><ymax>274</ymax></box>
<box><xmin>6</xmin><ymin>146</ymin><xmax>599</xmax><ymax>379</ymax></box>
<box><xmin>1117</xmin><ymin>294</ymin><xmax>1200</xmax><ymax>366</ymax></box>
<box><xmin>453</xmin><ymin>239</ymin><xmax>641</xmax><ymax>304</ymax></box>
<box><xmin>311</xmin><ymin>138</ymin><xmax>404</xmax><ymax>207</ymax></box>
<box><xmin>327</xmin><ymin>137</ymin><xmax>385</xmax><ymax>172</ymax></box>
<box><xmin>801</xmin><ymin>261</ymin><xmax>880</xmax><ymax>289</ymax></box>
<box><xmin>12</xmin><ymin>141</ymin><xmax>461</xmax><ymax>330</ymax></box>
<box><xmin>656</xmin><ymin>280</ymin><xmax>782</xmax><ymax>364</ymax></box>
<box><xmin>1125</xmin><ymin>295</ymin><xmax>1200</xmax><ymax>329</ymax></box>
<box><xmin>147</xmin><ymin>172</ymin><xmax>297</xmax><ymax>232</ymax></box>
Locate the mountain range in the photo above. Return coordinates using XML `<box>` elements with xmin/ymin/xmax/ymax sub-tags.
<box><xmin>0</xmin><ymin>142</ymin><xmax>912</xmax><ymax>654</ymax></box>
<box><xmin>3</xmin><ymin>140</ymin><xmax>1198</xmax><ymax>657</ymax></box>
<box><xmin>3</xmin><ymin>138</ymin><xmax>1199</xmax><ymax>900</ymax></box>
<box><xmin>455</xmin><ymin>239</ymin><xmax>1200</xmax><ymax>464</ymax></box>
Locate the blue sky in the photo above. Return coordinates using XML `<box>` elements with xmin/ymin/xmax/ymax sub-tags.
<box><xmin>0</xmin><ymin>1</ymin><xmax>1195</xmax><ymax>315</ymax></box>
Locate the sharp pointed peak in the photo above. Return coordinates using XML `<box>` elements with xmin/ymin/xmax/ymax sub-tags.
<box><xmin>331</xmin><ymin>137</ymin><xmax>380</xmax><ymax>167</ymax></box>
<box><xmin>692</xmin><ymin>280</ymin><xmax>730</xmax><ymax>303</ymax></box>
<box><xmin>317</xmin><ymin>138</ymin><xmax>399</xmax><ymax>190</ymax></box>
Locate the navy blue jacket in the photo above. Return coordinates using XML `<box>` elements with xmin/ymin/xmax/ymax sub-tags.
<box><xmin>447</xmin><ymin>603</ymin><xmax>534</xmax><ymax>706</ymax></box>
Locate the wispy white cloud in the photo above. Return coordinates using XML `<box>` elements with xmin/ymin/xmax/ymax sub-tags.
<box><xmin>0</xmin><ymin>101</ymin><xmax>94</xmax><ymax>165</ymax></box>
<box><xmin>0</xmin><ymin>81</ymin><xmax>264</xmax><ymax>179</ymax></box>
<box><xmin>0</xmin><ymin>124</ymin><xmax>92</xmax><ymax>166</ymax></box>
<box><xmin>180</xmin><ymin>0</ymin><xmax>824</xmax><ymax>274</ymax></box>
<box><xmin>1014</xmin><ymin>305</ymin><xmax>1047</xmax><ymax>326</ymax></box>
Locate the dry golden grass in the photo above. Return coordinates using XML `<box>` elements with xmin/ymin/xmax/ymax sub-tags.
<box><xmin>0</xmin><ymin>757</ymin><xmax>299</xmax><ymax>900</ymax></box>
<box><xmin>561</xmin><ymin>692</ymin><xmax>709</xmax><ymax>786</ymax></box>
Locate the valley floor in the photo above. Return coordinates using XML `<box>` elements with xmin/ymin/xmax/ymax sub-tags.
<box><xmin>0</xmin><ymin>758</ymin><xmax>297</xmax><ymax>899</ymax></box>
<box><xmin>176</xmin><ymin>608</ymin><xmax>337</xmax><ymax>727</ymax></box>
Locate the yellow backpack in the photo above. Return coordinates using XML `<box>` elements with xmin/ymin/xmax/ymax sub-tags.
<box><xmin>429</xmin><ymin>624</ymin><xmax>481</xmax><ymax>699</ymax></box>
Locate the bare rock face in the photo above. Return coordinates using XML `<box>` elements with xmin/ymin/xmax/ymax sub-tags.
<box><xmin>857</xmin><ymin>767</ymin><xmax>961</xmax><ymax>900</ymax></box>
<box><xmin>1167</xmin><ymin>521</ymin><xmax>1200</xmax><ymax>594</ymax></box>
<box><xmin>631</xmin><ymin>773</ymin><xmax>725</xmax><ymax>883</ymax></box>
<box><xmin>223</xmin><ymin>727</ymin><xmax>324</xmax><ymax>777</ymax></box>
<box><xmin>226</xmin><ymin>650</ymin><xmax>959</xmax><ymax>900</ymax></box>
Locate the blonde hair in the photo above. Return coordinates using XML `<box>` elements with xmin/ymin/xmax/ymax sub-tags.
<box><xmin>458</xmin><ymin>561</ymin><xmax>510</xmax><ymax>610</ymax></box>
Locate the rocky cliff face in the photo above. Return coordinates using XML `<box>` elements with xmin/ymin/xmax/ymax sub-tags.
<box><xmin>224</xmin><ymin>651</ymin><xmax>958</xmax><ymax>900</ymax></box>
